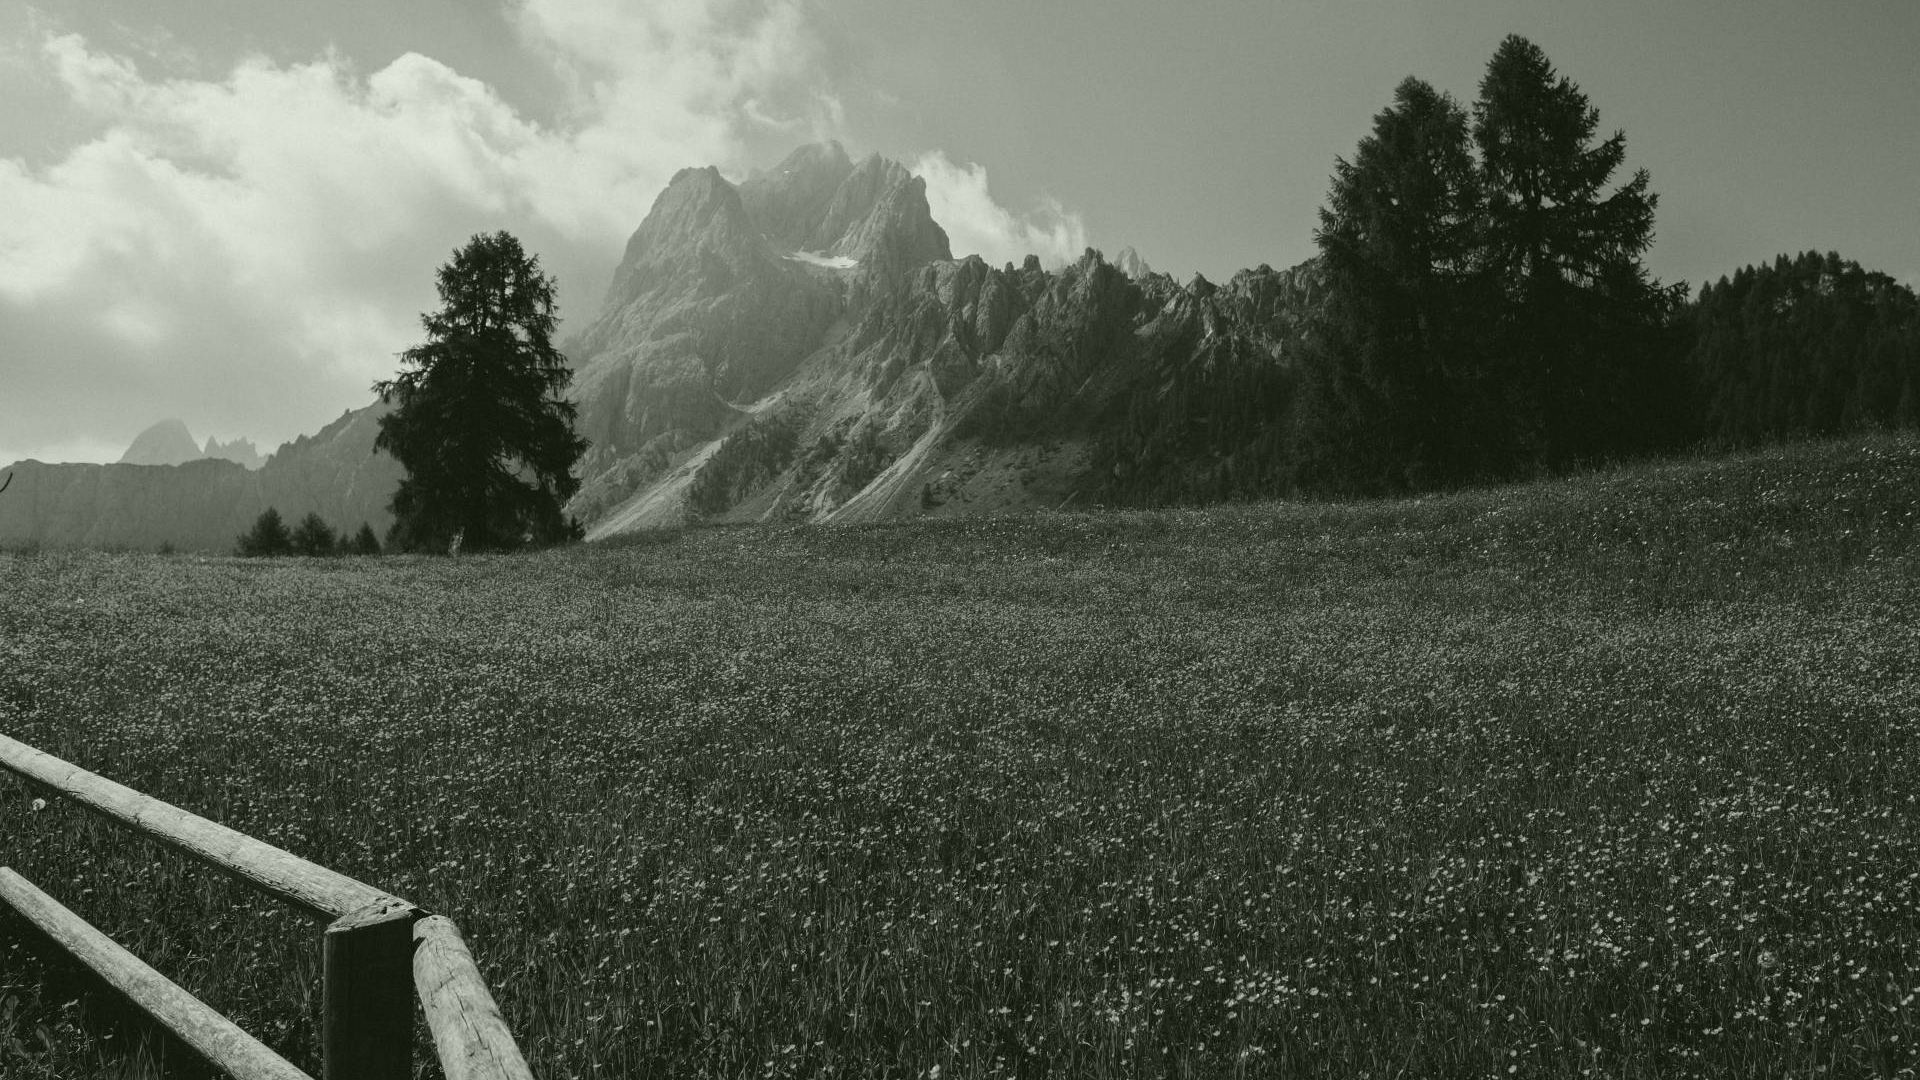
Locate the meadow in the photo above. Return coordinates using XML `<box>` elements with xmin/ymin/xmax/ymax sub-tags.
<box><xmin>3</xmin><ymin>433</ymin><xmax>1919</xmax><ymax>1079</ymax></box>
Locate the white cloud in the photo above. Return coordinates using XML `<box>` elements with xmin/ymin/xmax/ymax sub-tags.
<box><xmin>912</xmin><ymin>150</ymin><xmax>1088</xmax><ymax>270</ymax></box>
<box><xmin>0</xmin><ymin>1</ymin><xmax>1093</xmax><ymax>465</ymax></box>
<box><xmin>0</xmin><ymin>1</ymin><xmax>839</xmax><ymax>462</ymax></box>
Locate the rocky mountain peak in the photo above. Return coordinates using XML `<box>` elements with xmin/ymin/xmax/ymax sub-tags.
<box><xmin>119</xmin><ymin>419</ymin><xmax>202</xmax><ymax>466</ymax></box>
<box><xmin>567</xmin><ymin>146</ymin><xmax>1328</xmax><ymax>534</ymax></box>
<box><xmin>204</xmin><ymin>435</ymin><xmax>264</xmax><ymax>470</ymax></box>
<box><xmin>1112</xmin><ymin>246</ymin><xmax>1154</xmax><ymax>281</ymax></box>
<box><xmin>740</xmin><ymin>141</ymin><xmax>856</xmax><ymax>251</ymax></box>
<box><xmin>599</xmin><ymin>165</ymin><xmax>762</xmax><ymax>311</ymax></box>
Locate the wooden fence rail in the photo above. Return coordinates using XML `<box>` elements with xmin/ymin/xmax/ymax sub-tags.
<box><xmin>0</xmin><ymin>732</ymin><xmax>534</xmax><ymax>1080</ymax></box>
<box><xmin>0</xmin><ymin>868</ymin><xmax>312</xmax><ymax>1080</ymax></box>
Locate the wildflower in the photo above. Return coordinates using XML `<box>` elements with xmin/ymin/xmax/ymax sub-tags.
<box><xmin>30</xmin><ymin>797</ymin><xmax>47</xmax><ymax>813</ymax></box>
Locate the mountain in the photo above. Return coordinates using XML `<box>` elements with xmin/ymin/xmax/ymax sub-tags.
<box><xmin>1</xmin><ymin>403</ymin><xmax>401</xmax><ymax>551</ymax></box>
<box><xmin>571</xmin><ymin>142</ymin><xmax>1322</xmax><ymax>536</ymax></box>
<box><xmin>568</xmin><ymin>141</ymin><xmax>951</xmax><ymax>524</ymax></box>
<box><xmin>5</xmin><ymin>141</ymin><xmax>1322</xmax><ymax>550</ymax></box>
<box><xmin>1112</xmin><ymin>246</ymin><xmax>1154</xmax><ymax>281</ymax></box>
<box><xmin>204</xmin><ymin>436</ymin><xmax>265</xmax><ymax>470</ymax></box>
<box><xmin>113</xmin><ymin>420</ymin><xmax>264</xmax><ymax>471</ymax></box>
<box><xmin>118</xmin><ymin>419</ymin><xmax>205</xmax><ymax>466</ymax></box>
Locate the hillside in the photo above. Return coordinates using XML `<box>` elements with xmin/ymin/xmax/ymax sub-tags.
<box><xmin>0</xmin><ymin>403</ymin><xmax>400</xmax><ymax>551</ymax></box>
<box><xmin>3</xmin><ymin>433</ymin><xmax>1917</xmax><ymax>1077</ymax></box>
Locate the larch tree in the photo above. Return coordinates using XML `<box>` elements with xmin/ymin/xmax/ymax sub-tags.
<box><xmin>1473</xmin><ymin>34</ymin><xmax>1687</xmax><ymax>464</ymax></box>
<box><xmin>1299</xmin><ymin>76</ymin><xmax>1495</xmax><ymax>493</ymax></box>
<box><xmin>374</xmin><ymin>231</ymin><xmax>587</xmax><ymax>552</ymax></box>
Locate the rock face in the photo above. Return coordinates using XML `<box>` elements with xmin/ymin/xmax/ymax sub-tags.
<box><xmin>568</xmin><ymin>142</ymin><xmax>952</xmax><ymax>523</ymax></box>
<box><xmin>118</xmin><ymin>419</ymin><xmax>205</xmax><ymax>466</ymax></box>
<box><xmin>1</xmin><ymin>403</ymin><xmax>402</xmax><ymax>551</ymax></box>
<box><xmin>572</xmin><ymin>142</ymin><xmax>1327</xmax><ymax>536</ymax></box>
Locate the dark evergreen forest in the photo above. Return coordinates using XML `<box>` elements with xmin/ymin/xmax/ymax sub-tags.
<box><xmin>1284</xmin><ymin>35</ymin><xmax>1920</xmax><ymax>497</ymax></box>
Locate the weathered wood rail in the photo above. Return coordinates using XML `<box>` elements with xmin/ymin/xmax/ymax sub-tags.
<box><xmin>0</xmin><ymin>732</ymin><xmax>534</xmax><ymax>1080</ymax></box>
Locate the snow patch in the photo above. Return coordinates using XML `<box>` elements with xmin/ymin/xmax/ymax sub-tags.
<box><xmin>785</xmin><ymin>250</ymin><xmax>858</xmax><ymax>270</ymax></box>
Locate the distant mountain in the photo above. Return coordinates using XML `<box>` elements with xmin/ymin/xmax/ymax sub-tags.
<box><xmin>1</xmin><ymin>403</ymin><xmax>401</xmax><ymax>551</ymax></box>
<box><xmin>112</xmin><ymin>420</ymin><xmax>265</xmax><ymax>471</ymax></box>
<box><xmin>570</xmin><ymin>142</ymin><xmax>1322</xmax><ymax>536</ymax></box>
<box><xmin>118</xmin><ymin>419</ymin><xmax>204</xmax><ymax>466</ymax></box>
<box><xmin>1111</xmin><ymin>246</ymin><xmax>1154</xmax><ymax>281</ymax></box>
<box><xmin>203</xmin><ymin>435</ymin><xmax>265</xmax><ymax>470</ymax></box>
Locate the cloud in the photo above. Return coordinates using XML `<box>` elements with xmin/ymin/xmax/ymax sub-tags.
<box><xmin>0</xmin><ymin>1</ymin><xmax>1092</xmax><ymax>465</ymax></box>
<box><xmin>0</xmin><ymin>0</ymin><xmax>837</xmax><ymax>462</ymax></box>
<box><xmin>912</xmin><ymin>151</ymin><xmax>1089</xmax><ymax>270</ymax></box>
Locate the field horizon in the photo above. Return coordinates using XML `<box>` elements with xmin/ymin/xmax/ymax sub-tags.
<box><xmin>4</xmin><ymin>431</ymin><xmax>1920</xmax><ymax>1078</ymax></box>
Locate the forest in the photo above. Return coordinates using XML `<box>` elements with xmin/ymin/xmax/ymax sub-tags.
<box><xmin>1260</xmin><ymin>35</ymin><xmax>1920</xmax><ymax>497</ymax></box>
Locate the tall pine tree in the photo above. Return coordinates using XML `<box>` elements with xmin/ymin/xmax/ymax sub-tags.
<box><xmin>1473</xmin><ymin>34</ymin><xmax>1685</xmax><ymax>465</ymax></box>
<box><xmin>1299</xmin><ymin>77</ymin><xmax>1494</xmax><ymax>493</ymax></box>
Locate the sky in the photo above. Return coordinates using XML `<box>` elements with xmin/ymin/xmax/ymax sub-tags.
<box><xmin>2</xmin><ymin>1</ymin><xmax>1916</xmax><ymax>464</ymax></box>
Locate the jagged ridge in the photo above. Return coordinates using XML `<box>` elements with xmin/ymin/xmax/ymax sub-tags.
<box><xmin>569</xmin><ymin>142</ymin><xmax>1327</xmax><ymax>537</ymax></box>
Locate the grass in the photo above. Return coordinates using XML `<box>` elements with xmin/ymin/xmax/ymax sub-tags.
<box><xmin>2</xmin><ymin>432</ymin><xmax>1919</xmax><ymax>1078</ymax></box>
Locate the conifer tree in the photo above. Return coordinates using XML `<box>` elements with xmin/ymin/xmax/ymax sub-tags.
<box><xmin>1300</xmin><ymin>77</ymin><xmax>1494</xmax><ymax>492</ymax></box>
<box><xmin>1473</xmin><ymin>34</ymin><xmax>1685</xmax><ymax>463</ymax></box>
<box><xmin>1687</xmin><ymin>250</ymin><xmax>1920</xmax><ymax>443</ymax></box>
<box><xmin>236</xmin><ymin>507</ymin><xmax>292</xmax><ymax>557</ymax></box>
<box><xmin>375</xmin><ymin>231</ymin><xmax>587</xmax><ymax>552</ymax></box>
<box><xmin>289</xmin><ymin>512</ymin><xmax>338</xmax><ymax>556</ymax></box>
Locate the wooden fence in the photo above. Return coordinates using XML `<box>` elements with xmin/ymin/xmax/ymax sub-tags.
<box><xmin>0</xmin><ymin>733</ymin><xmax>534</xmax><ymax>1080</ymax></box>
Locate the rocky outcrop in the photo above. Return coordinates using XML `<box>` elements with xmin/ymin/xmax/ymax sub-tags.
<box><xmin>118</xmin><ymin>419</ymin><xmax>204</xmax><ymax>466</ymax></box>
<box><xmin>203</xmin><ymin>435</ymin><xmax>264</xmax><ymax>470</ymax></box>
<box><xmin>2</xmin><ymin>403</ymin><xmax>401</xmax><ymax>551</ymax></box>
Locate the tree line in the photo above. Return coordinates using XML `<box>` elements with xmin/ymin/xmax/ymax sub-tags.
<box><xmin>1288</xmin><ymin>34</ymin><xmax>1919</xmax><ymax>497</ymax></box>
<box><xmin>1293</xmin><ymin>34</ymin><xmax>1689</xmax><ymax>494</ymax></box>
<box><xmin>236</xmin><ymin>508</ymin><xmax>381</xmax><ymax>557</ymax></box>
<box><xmin>1687</xmin><ymin>251</ymin><xmax>1920</xmax><ymax>445</ymax></box>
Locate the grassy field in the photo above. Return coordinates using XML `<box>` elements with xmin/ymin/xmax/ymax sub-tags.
<box><xmin>3</xmin><ymin>434</ymin><xmax>1919</xmax><ymax>1078</ymax></box>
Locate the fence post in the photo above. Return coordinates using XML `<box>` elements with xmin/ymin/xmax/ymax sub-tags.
<box><xmin>323</xmin><ymin>895</ymin><xmax>416</xmax><ymax>1080</ymax></box>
